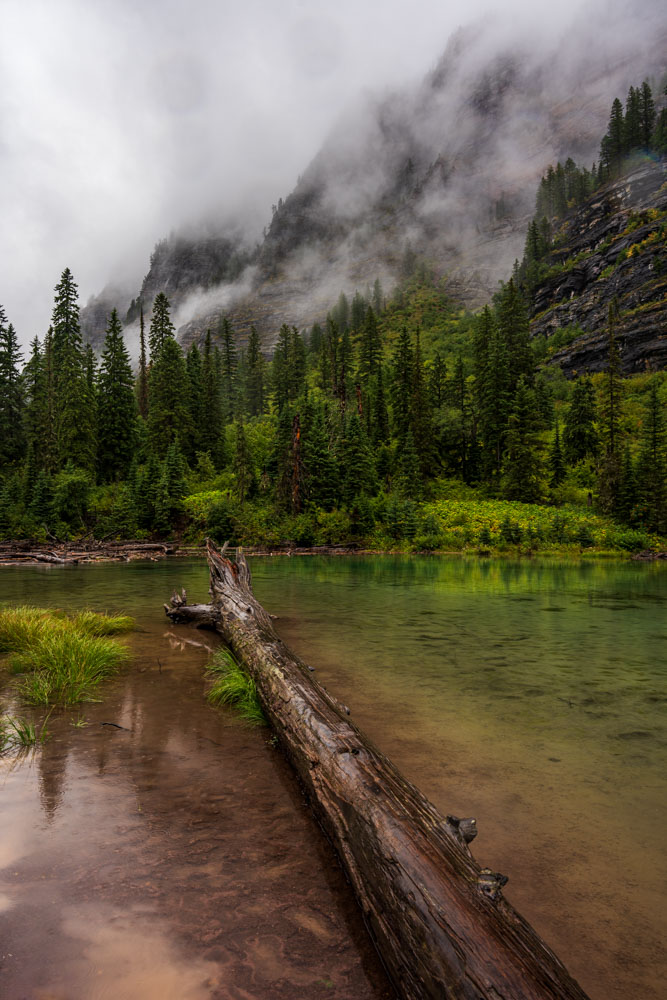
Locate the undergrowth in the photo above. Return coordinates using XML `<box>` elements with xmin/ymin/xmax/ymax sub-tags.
<box><xmin>0</xmin><ymin>605</ymin><xmax>134</xmax><ymax>706</ymax></box>
<box><xmin>207</xmin><ymin>647</ymin><xmax>266</xmax><ymax>726</ymax></box>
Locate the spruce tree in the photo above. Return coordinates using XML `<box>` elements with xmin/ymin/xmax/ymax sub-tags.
<box><xmin>597</xmin><ymin>299</ymin><xmax>624</xmax><ymax>513</ymax></box>
<box><xmin>51</xmin><ymin>268</ymin><xmax>96</xmax><ymax>471</ymax></box>
<box><xmin>233</xmin><ymin>421</ymin><xmax>255</xmax><ymax>503</ymax></box>
<box><xmin>496</xmin><ymin>279</ymin><xmax>532</xmax><ymax>392</ymax></box>
<box><xmin>245</xmin><ymin>325</ymin><xmax>265</xmax><ymax>417</ymax></box>
<box><xmin>136</xmin><ymin>303</ymin><xmax>149</xmax><ymax>419</ymax></box>
<box><xmin>201</xmin><ymin>330</ymin><xmax>225</xmax><ymax>466</ymax></box>
<box><xmin>186</xmin><ymin>342</ymin><xmax>205</xmax><ymax>453</ymax></box>
<box><xmin>563</xmin><ymin>377</ymin><xmax>598</xmax><ymax>464</ymax></box>
<box><xmin>600</xmin><ymin>98</ymin><xmax>625</xmax><ymax>178</ymax></box>
<box><xmin>303</xmin><ymin>407</ymin><xmax>337</xmax><ymax>510</ymax></box>
<box><xmin>97</xmin><ymin>309</ymin><xmax>137</xmax><ymax>482</ymax></box>
<box><xmin>339</xmin><ymin>412</ymin><xmax>375</xmax><ymax>505</ymax></box>
<box><xmin>147</xmin><ymin>335</ymin><xmax>192</xmax><ymax>459</ymax></box>
<box><xmin>390</xmin><ymin>327</ymin><xmax>413</xmax><ymax>439</ymax></box>
<box><xmin>148</xmin><ymin>293</ymin><xmax>175</xmax><ymax>361</ymax></box>
<box><xmin>635</xmin><ymin>379</ymin><xmax>666</xmax><ymax>532</ymax></box>
<box><xmin>501</xmin><ymin>378</ymin><xmax>542</xmax><ymax>503</ymax></box>
<box><xmin>548</xmin><ymin>422</ymin><xmax>566</xmax><ymax>488</ymax></box>
<box><xmin>0</xmin><ymin>311</ymin><xmax>25</xmax><ymax>468</ymax></box>
<box><xmin>638</xmin><ymin>81</ymin><xmax>656</xmax><ymax>149</ymax></box>
<box><xmin>219</xmin><ymin>317</ymin><xmax>237</xmax><ymax>422</ymax></box>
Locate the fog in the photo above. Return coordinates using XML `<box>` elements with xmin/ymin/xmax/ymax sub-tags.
<box><xmin>1</xmin><ymin>0</ymin><xmax>664</xmax><ymax>345</ymax></box>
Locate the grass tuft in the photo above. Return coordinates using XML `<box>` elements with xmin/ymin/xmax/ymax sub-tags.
<box><xmin>0</xmin><ymin>605</ymin><xmax>134</xmax><ymax>706</ymax></box>
<box><xmin>0</xmin><ymin>712</ymin><xmax>51</xmax><ymax>751</ymax></box>
<box><xmin>207</xmin><ymin>647</ymin><xmax>267</xmax><ymax>726</ymax></box>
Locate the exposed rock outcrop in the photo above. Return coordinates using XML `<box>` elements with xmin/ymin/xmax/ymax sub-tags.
<box><xmin>532</xmin><ymin>159</ymin><xmax>667</xmax><ymax>375</ymax></box>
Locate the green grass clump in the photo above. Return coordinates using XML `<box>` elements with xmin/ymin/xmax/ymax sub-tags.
<box><xmin>69</xmin><ymin>610</ymin><xmax>135</xmax><ymax>637</ymax></box>
<box><xmin>0</xmin><ymin>713</ymin><xmax>50</xmax><ymax>751</ymax></box>
<box><xmin>207</xmin><ymin>647</ymin><xmax>266</xmax><ymax>726</ymax></box>
<box><xmin>0</xmin><ymin>605</ymin><xmax>134</xmax><ymax>706</ymax></box>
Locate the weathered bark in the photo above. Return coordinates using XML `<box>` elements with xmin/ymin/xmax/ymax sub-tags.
<box><xmin>165</xmin><ymin>540</ymin><xmax>591</xmax><ymax>1000</ymax></box>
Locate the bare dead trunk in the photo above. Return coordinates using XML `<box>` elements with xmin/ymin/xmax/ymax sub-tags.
<box><xmin>164</xmin><ymin>540</ymin><xmax>591</xmax><ymax>1000</ymax></box>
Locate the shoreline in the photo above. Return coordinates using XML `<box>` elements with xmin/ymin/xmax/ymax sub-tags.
<box><xmin>0</xmin><ymin>540</ymin><xmax>665</xmax><ymax>566</ymax></box>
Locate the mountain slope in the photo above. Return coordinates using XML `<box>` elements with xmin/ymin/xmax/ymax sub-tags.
<box><xmin>81</xmin><ymin>6</ymin><xmax>667</xmax><ymax>357</ymax></box>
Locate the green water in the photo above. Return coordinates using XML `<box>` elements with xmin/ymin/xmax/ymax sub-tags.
<box><xmin>0</xmin><ymin>555</ymin><xmax>665</xmax><ymax>1000</ymax></box>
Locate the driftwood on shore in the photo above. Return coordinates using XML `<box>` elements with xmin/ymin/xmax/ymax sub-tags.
<box><xmin>0</xmin><ymin>541</ymin><xmax>177</xmax><ymax>565</ymax></box>
<box><xmin>164</xmin><ymin>539</ymin><xmax>591</xmax><ymax>1000</ymax></box>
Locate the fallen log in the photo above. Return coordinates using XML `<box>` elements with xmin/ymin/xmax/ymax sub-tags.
<box><xmin>165</xmin><ymin>540</ymin><xmax>590</xmax><ymax>1000</ymax></box>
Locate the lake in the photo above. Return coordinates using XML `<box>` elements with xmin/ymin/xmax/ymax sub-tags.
<box><xmin>1</xmin><ymin>555</ymin><xmax>665</xmax><ymax>999</ymax></box>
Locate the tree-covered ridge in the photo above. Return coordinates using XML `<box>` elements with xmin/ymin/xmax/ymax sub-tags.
<box><xmin>517</xmin><ymin>76</ymin><xmax>667</xmax><ymax>300</ymax></box>
<box><xmin>0</xmin><ymin>255</ymin><xmax>664</xmax><ymax>553</ymax></box>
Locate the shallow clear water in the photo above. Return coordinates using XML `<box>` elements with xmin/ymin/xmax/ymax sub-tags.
<box><xmin>0</xmin><ymin>556</ymin><xmax>665</xmax><ymax>1000</ymax></box>
<box><xmin>250</xmin><ymin>555</ymin><xmax>667</xmax><ymax>1000</ymax></box>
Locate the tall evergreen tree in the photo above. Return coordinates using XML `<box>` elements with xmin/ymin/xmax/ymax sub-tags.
<box><xmin>548</xmin><ymin>422</ymin><xmax>566</xmax><ymax>488</ymax></box>
<box><xmin>501</xmin><ymin>378</ymin><xmax>542</xmax><ymax>503</ymax></box>
<box><xmin>201</xmin><ymin>330</ymin><xmax>224</xmax><ymax>465</ymax></box>
<box><xmin>147</xmin><ymin>336</ymin><xmax>192</xmax><ymax>458</ymax></box>
<box><xmin>0</xmin><ymin>310</ymin><xmax>25</xmax><ymax>468</ymax></box>
<box><xmin>244</xmin><ymin>325</ymin><xmax>265</xmax><ymax>417</ymax></box>
<box><xmin>635</xmin><ymin>379</ymin><xmax>666</xmax><ymax>532</ymax></box>
<box><xmin>563</xmin><ymin>376</ymin><xmax>599</xmax><ymax>464</ymax></box>
<box><xmin>136</xmin><ymin>303</ymin><xmax>149</xmax><ymax>419</ymax></box>
<box><xmin>233</xmin><ymin>421</ymin><xmax>255</xmax><ymax>504</ymax></box>
<box><xmin>96</xmin><ymin>309</ymin><xmax>137</xmax><ymax>482</ymax></box>
<box><xmin>496</xmin><ymin>279</ymin><xmax>532</xmax><ymax>392</ymax></box>
<box><xmin>51</xmin><ymin>268</ymin><xmax>96</xmax><ymax>471</ymax></box>
<box><xmin>597</xmin><ymin>299</ymin><xmax>624</xmax><ymax>513</ymax></box>
<box><xmin>219</xmin><ymin>317</ymin><xmax>237</xmax><ymax>422</ymax></box>
<box><xmin>148</xmin><ymin>293</ymin><xmax>175</xmax><ymax>361</ymax></box>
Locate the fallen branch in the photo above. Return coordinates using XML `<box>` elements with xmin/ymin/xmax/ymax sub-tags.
<box><xmin>164</xmin><ymin>540</ymin><xmax>590</xmax><ymax>1000</ymax></box>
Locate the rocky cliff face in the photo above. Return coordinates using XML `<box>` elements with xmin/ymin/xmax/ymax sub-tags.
<box><xmin>532</xmin><ymin>159</ymin><xmax>667</xmax><ymax>375</ymax></box>
<box><xmin>81</xmin><ymin>11</ymin><xmax>667</xmax><ymax>357</ymax></box>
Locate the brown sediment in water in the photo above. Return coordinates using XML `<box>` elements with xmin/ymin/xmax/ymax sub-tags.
<box><xmin>0</xmin><ymin>625</ymin><xmax>392</xmax><ymax>1000</ymax></box>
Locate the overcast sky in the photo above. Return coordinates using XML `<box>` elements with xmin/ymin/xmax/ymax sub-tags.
<box><xmin>0</xmin><ymin>0</ymin><xmax>620</xmax><ymax>344</ymax></box>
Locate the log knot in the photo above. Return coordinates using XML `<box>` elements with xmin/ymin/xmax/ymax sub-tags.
<box><xmin>477</xmin><ymin>868</ymin><xmax>509</xmax><ymax>901</ymax></box>
<box><xmin>446</xmin><ymin>815</ymin><xmax>478</xmax><ymax>844</ymax></box>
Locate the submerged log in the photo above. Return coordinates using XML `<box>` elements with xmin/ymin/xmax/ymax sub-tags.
<box><xmin>164</xmin><ymin>540</ymin><xmax>590</xmax><ymax>1000</ymax></box>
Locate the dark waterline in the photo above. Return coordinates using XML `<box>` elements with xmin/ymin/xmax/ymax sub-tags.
<box><xmin>0</xmin><ymin>556</ymin><xmax>665</xmax><ymax>1000</ymax></box>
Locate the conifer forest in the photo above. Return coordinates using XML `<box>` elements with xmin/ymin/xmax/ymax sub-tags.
<box><xmin>0</xmin><ymin>80</ymin><xmax>665</xmax><ymax>556</ymax></box>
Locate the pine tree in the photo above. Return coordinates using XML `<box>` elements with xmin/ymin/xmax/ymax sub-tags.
<box><xmin>303</xmin><ymin>406</ymin><xmax>337</xmax><ymax>510</ymax></box>
<box><xmin>623</xmin><ymin>86</ymin><xmax>642</xmax><ymax>152</ymax></box>
<box><xmin>501</xmin><ymin>378</ymin><xmax>542</xmax><ymax>502</ymax></box>
<box><xmin>358</xmin><ymin>307</ymin><xmax>381</xmax><ymax>383</ymax></box>
<box><xmin>147</xmin><ymin>336</ymin><xmax>192</xmax><ymax>459</ymax></box>
<box><xmin>390</xmin><ymin>327</ymin><xmax>413</xmax><ymax>439</ymax></box>
<box><xmin>478</xmin><ymin>318</ymin><xmax>511</xmax><ymax>478</ymax></box>
<box><xmin>563</xmin><ymin>376</ymin><xmax>599</xmax><ymax>464</ymax></box>
<box><xmin>51</xmin><ymin>268</ymin><xmax>96</xmax><ymax>471</ymax></box>
<box><xmin>394</xmin><ymin>427</ymin><xmax>422</xmax><ymax>500</ymax></box>
<box><xmin>244</xmin><ymin>325</ymin><xmax>265</xmax><ymax>417</ymax></box>
<box><xmin>428</xmin><ymin>352</ymin><xmax>447</xmax><ymax>410</ymax></box>
<box><xmin>638</xmin><ymin>81</ymin><xmax>656</xmax><ymax>149</ymax></box>
<box><xmin>148</xmin><ymin>293</ymin><xmax>175</xmax><ymax>361</ymax></box>
<box><xmin>597</xmin><ymin>300</ymin><xmax>624</xmax><ymax>513</ymax></box>
<box><xmin>600</xmin><ymin>98</ymin><xmax>625</xmax><ymax>178</ymax></box>
<box><xmin>272</xmin><ymin>325</ymin><xmax>292</xmax><ymax>413</ymax></box>
<box><xmin>339</xmin><ymin>412</ymin><xmax>375</xmax><ymax>505</ymax></box>
<box><xmin>0</xmin><ymin>310</ymin><xmax>25</xmax><ymax>468</ymax></box>
<box><xmin>616</xmin><ymin>445</ymin><xmax>637</xmax><ymax>523</ymax></box>
<box><xmin>635</xmin><ymin>379</ymin><xmax>666</xmax><ymax>532</ymax></box>
<box><xmin>201</xmin><ymin>330</ymin><xmax>225</xmax><ymax>466</ymax></box>
<box><xmin>496</xmin><ymin>279</ymin><xmax>532</xmax><ymax>392</ymax></box>
<box><xmin>96</xmin><ymin>309</ymin><xmax>137</xmax><ymax>482</ymax></box>
<box><xmin>372</xmin><ymin>364</ymin><xmax>390</xmax><ymax>445</ymax></box>
<box><xmin>548</xmin><ymin>422</ymin><xmax>566</xmax><ymax>488</ymax></box>
<box><xmin>219</xmin><ymin>317</ymin><xmax>237</xmax><ymax>422</ymax></box>
<box><xmin>136</xmin><ymin>303</ymin><xmax>149</xmax><ymax>419</ymax></box>
<box><xmin>186</xmin><ymin>342</ymin><xmax>205</xmax><ymax>453</ymax></box>
<box><xmin>233</xmin><ymin>421</ymin><xmax>255</xmax><ymax>503</ymax></box>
